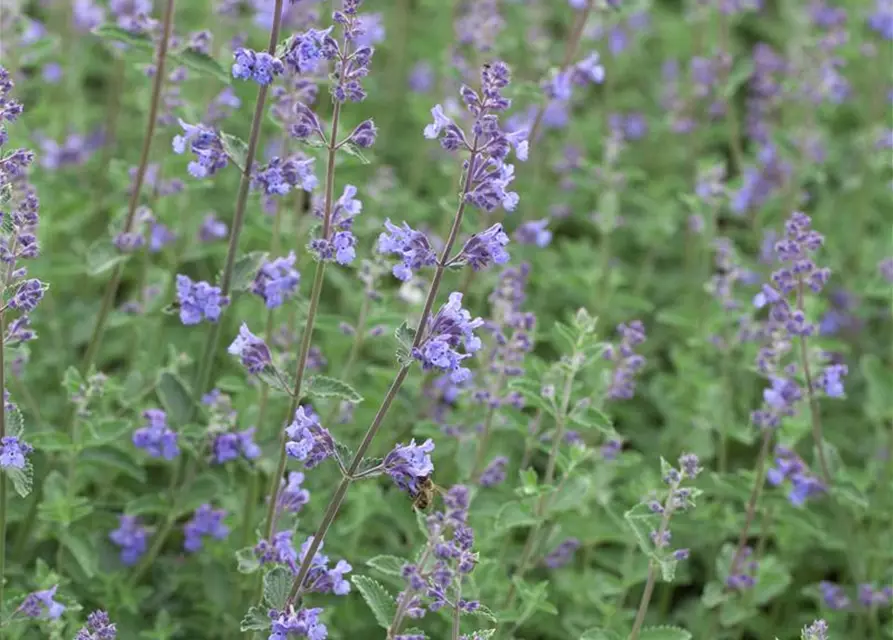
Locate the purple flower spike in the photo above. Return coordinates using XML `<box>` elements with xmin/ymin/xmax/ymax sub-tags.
<box><xmin>0</xmin><ymin>435</ymin><xmax>33</xmax><ymax>469</ymax></box>
<box><xmin>228</xmin><ymin>323</ymin><xmax>273</xmax><ymax>373</ymax></box>
<box><xmin>132</xmin><ymin>409</ymin><xmax>179</xmax><ymax>459</ymax></box>
<box><xmin>515</xmin><ymin>219</ymin><xmax>552</xmax><ymax>247</ymax></box>
<box><xmin>479</xmin><ymin>456</ymin><xmax>508</xmax><ymax>487</ymax></box>
<box><xmin>75</xmin><ymin>610</ymin><xmax>117</xmax><ymax>639</ymax></box>
<box><xmin>183</xmin><ymin>504</ymin><xmax>229</xmax><ymax>552</ymax></box>
<box><xmin>109</xmin><ymin>515</ymin><xmax>149</xmax><ymax>566</ymax></box>
<box><xmin>172</xmin><ymin>119</ymin><xmax>228</xmax><ymax>179</ymax></box>
<box><xmin>456</xmin><ymin>223</ymin><xmax>510</xmax><ymax>271</ymax></box>
<box><xmin>377</xmin><ymin>219</ymin><xmax>437</xmax><ymax>281</ymax></box>
<box><xmin>175</xmin><ymin>274</ymin><xmax>229</xmax><ymax>325</ymax></box>
<box><xmin>285</xmin><ymin>406</ymin><xmax>335</xmax><ymax>469</ymax></box>
<box><xmin>253</xmin><ymin>155</ymin><xmax>317</xmax><ymax>195</ymax></box>
<box><xmin>252</xmin><ymin>252</ymin><xmax>301</xmax><ymax>309</ymax></box>
<box><xmin>269</xmin><ymin>606</ymin><xmax>328</xmax><ymax>640</ymax></box>
<box><xmin>384</xmin><ymin>438</ymin><xmax>435</xmax><ymax>494</ymax></box>
<box><xmin>543</xmin><ymin>538</ymin><xmax>580</xmax><ymax>569</ymax></box>
<box><xmin>413</xmin><ymin>293</ymin><xmax>484</xmax><ymax>382</ymax></box>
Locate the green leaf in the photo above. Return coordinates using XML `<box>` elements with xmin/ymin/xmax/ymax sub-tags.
<box><xmin>92</xmin><ymin>23</ymin><xmax>155</xmax><ymax>54</ymax></box>
<box><xmin>494</xmin><ymin>500</ymin><xmax>537</xmax><ymax>532</ymax></box>
<box><xmin>157</xmin><ymin>372</ymin><xmax>195</xmax><ymax>426</ymax></box>
<box><xmin>61</xmin><ymin>530</ymin><xmax>98</xmax><ymax>578</ymax></box>
<box><xmin>351</xmin><ymin>575</ymin><xmax>396</xmax><ymax>629</ymax></box>
<box><xmin>395</xmin><ymin>321</ymin><xmax>416</xmax><ymax>365</ymax></box>
<box><xmin>366</xmin><ymin>555</ymin><xmax>406</xmax><ymax>576</ymax></box>
<box><xmin>220</xmin><ymin>131</ymin><xmax>248</xmax><ymax>171</ymax></box>
<box><xmin>580</xmin><ymin>629</ymin><xmax>622</xmax><ymax>640</ymax></box>
<box><xmin>28</xmin><ymin>431</ymin><xmax>72</xmax><ymax>452</ymax></box>
<box><xmin>639</xmin><ymin>625</ymin><xmax>693</xmax><ymax>640</ymax></box>
<box><xmin>227</xmin><ymin>251</ymin><xmax>268</xmax><ymax>293</ymax></box>
<box><xmin>5</xmin><ymin>460</ymin><xmax>33</xmax><ymax>498</ymax></box>
<box><xmin>306</xmin><ymin>375</ymin><xmax>363</xmax><ymax>403</ymax></box>
<box><xmin>511</xmin><ymin>578</ymin><xmax>555</xmax><ymax>627</ymax></box>
<box><xmin>263</xmin><ymin>566</ymin><xmax>292</xmax><ymax>610</ymax></box>
<box><xmin>257</xmin><ymin>367</ymin><xmax>295</xmax><ymax>396</ymax></box>
<box><xmin>236</xmin><ymin>547</ymin><xmax>261</xmax><ymax>574</ymax></box>
<box><xmin>80</xmin><ymin>447</ymin><xmax>146</xmax><ymax>482</ymax></box>
<box><xmin>339</xmin><ymin>141</ymin><xmax>372</xmax><ymax>164</ymax></box>
<box><xmin>85</xmin><ymin>239</ymin><xmax>130</xmax><ymax>277</ymax></box>
<box><xmin>469</xmin><ymin>603</ymin><xmax>497</xmax><ymax>623</ymax></box>
<box><xmin>624</xmin><ymin>502</ymin><xmax>661</xmax><ymax>554</ymax></box>
<box><xmin>175</xmin><ymin>47</ymin><xmax>229</xmax><ymax>83</ymax></box>
<box><xmin>240</xmin><ymin>606</ymin><xmax>270</xmax><ymax>632</ymax></box>
<box><xmin>126</xmin><ymin>494</ymin><xmax>170</xmax><ymax>516</ymax></box>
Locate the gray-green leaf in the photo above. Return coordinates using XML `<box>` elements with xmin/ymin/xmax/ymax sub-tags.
<box><xmin>157</xmin><ymin>371</ymin><xmax>196</xmax><ymax>426</ymax></box>
<box><xmin>263</xmin><ymin>566</ymin><xmax>292</xmax><ymax>610</ymax></box>
<box><xmin>352</xmin><ymin>575</ymin><xmax>396</xmax><ymax>629</ymax></box>
<box><xmin>306</xmin><ymin>375</ymin><xmax>363</xmax><ymax>403</ymax></box>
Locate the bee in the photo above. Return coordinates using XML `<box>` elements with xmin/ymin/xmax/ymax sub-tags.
<box><xmin>410</xmin><ymin>475</ymin><xmax>445</xmax><ymax>511</ymax></box>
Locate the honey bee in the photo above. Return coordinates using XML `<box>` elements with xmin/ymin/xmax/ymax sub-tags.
<box><xmin>410</xmin><ymin>475</ymin><xmax>444</xmax><ymax>511</ymax></box>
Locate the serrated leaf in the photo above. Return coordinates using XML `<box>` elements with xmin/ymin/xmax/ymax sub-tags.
<box><xmin>85</xmin><ymin>239</ymin><xmax>130</xmax><ymax>277</ymax></box>
<box><xmin>494</xmin><ymin>500</ymin><xmax>537</xmax><ymax>532</ymax></box>
<box><xmin>395</xmin><ymin>322</ymin><xmax>416</xmax><ymax>365</ymax></box>
<box><xmin>240</xmin><ymin>605</ymin><xmax>270</xmax><ymax>632</ymax></box>
<box><xmin>339</xmin><ymin>141</ymin><xmax>371</xmax><ymax>164</ymax></box>
<box><xmin>306</xmin><ymin>375</ymin><xmax>363</xmax><ymax>403</ymax></box>
<box><xmin>92</xmin><ymin>23</ymin><xmax>155</xmax><ymax>54</ymax></box>
<box><xmin>352</xmin><ymin>575</ymin><xmax>396</xmax><ymax>629</ymax></box>
<box><xmin>257</xmin><ymin>367</ymin><xmax>296</xmax><ymax>395</ymax></box>
<box><xmin>61</xmin><ymin>530</ymin><xmax>97</xmax><ymax>578</ymax></box>
<box><xmin>227</xmin><ymin>251</ymin><xmax>268</xmax><ymax>293</ymax></box>
<box><xmin>28</xmin><ymin>431</ymin><xmax>72</xmax><ymax>452</ymax></box>
<box><xmin>366</xmin><ymin>555</ymin><xmax>406</xmax><ymax>576</ymax></box>
<box><xmin>236</xmin><ymin>547</ymin><xmax>261</xmax><ymax>574</ymax></box>
<box><xmin>221</xmin><ymin>131</ymin><xmax>248</xmax><ymax>171</ymax></box>
<box><xmin>157</xmin><ymin>371</ymin><xmax>195</xmax><ymax>426</ymax></box>
<box><xmin>580</xmin><ymin>629</ymin><xmax>622</xmax><ymax>640</ymax></box>
<box><xmin>469</xmin><ymin>603</ymin><xmax>497</xmax><ymax>623</ymax></box>
<box><xmin>5</xmin><ymin>460</ymin><xmax>33</xmax><ymax>498</ymax></box>
<box><xmin>263</xmin><ymin>566</ymin><xmax>292</xmax><ymax>610</ymax></box>
<box><xmin>511</xmin><ymin>578</ymin><xmax>555</xmax><ymax>627</ymax></box>
<box><xmin>624</xmin><ymin>502</ymin><xmax>661</xmax><ymax>554</ymax></box>
<box><xmin>176</xmin><ymin>47</ymin><xmax>230</xmax><ymax>83</ymax></box>
<box><xmin>80</xmin><ymin>447</ymin><xmax>146</xmax><ymax>482</ymax></box>
<box><xmin>639</xmin><ymin>625</ymin><xmax>693</xmax><ymax>640</ymax></box>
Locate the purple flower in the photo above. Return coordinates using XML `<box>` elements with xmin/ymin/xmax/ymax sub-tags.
<box><xmin>0</xmin><ymin>435</ymin><xmax>32</xmax><ymax>469</ymax></box>
<box><xmin>413</xmin><ymin>293</ymin><xmax>484</xmax><ymax>382</ymax></box>
<box><xmin>253</xmin><ymin>155</ymin><xmax>317</xmax><ymax>195</ymax></box>
<box><xmin>172</xmin><ymin>119</ymin><xmax>228</xmax><ymax>179</ymax></box>
<box><xmin>544</xmin><ymin>538</ymin><xmax>580</xmax><ymax>569</ymax></box>
<box><xmin>285</xmin><ymin>407</ymin><xmax>335</xmax><ymax>469</ymax></box>
<box><xmin>465</xmin><ymin>162</ymin><xmax>519</xmax><ymax>212</ymax></box>
<box><xmin>383</xmin><ymin>438</ymin><xmax>435</xmax><ymax>494</ymax></box>
<box><xmin>75</xmin><ymin>610</ymin><xmax>117</xmax><ymax>640</ymax></box>
<box><xmin>456</xmin><ymin>223</ymin><xmax>510</xmax><ymax>270</ymax></box>
<box><xmin>183</xmin><ymin>504</ymin><xmax>229</xmax><ymax>552</ymax></box>
<box><xmin>132</xmin><ymin>409</ymin><xmax>179</xmax><ymax>460</ymax></box>
<box><xmin>8</xmin><ymin>278</ymin><xmax>46</xmax><ymax>312</ymax></box>
<box><xmin>818</xmin><ymin>364</ymin><xmax>847</xmax><ymax>397</ymax></box>
<box><xmin>252</xmin><ymin>253</ymin><xmax>301</xmax><ymax>308</ymax></box>
<box><xmin>175</xmin><ymin>274</ymin><xmax>229</xmax><ymax>325</ymax></box>
<box><xmin>478</xmin><ymin>456</ymin><xmax>508</xmax><ymax>487</ymax></box>
<box><xmin>269</xmin><ymin>606</ymin><xmax>328</xmax><ymax>640</ymax></box>
<box><xmin>284</xmin><ymin>27</ymin><xmax>335</xmax><ymax>75</ymax></box>
<box><xmin>603</xmin><ymin>321</ymin><xmax>647</xmax><ymax>399</ymax></box>
<box><xmin>377</xmin><ymin>219</ymin><xmax>437</xmax><ymax>281</ymax></box>
<box><xmin>573</xmin><ymin>51</ymin><xmax>606</xmax><ymax>85</ymax></box>
<box><xmin>18</xmin><ymin>585</ymin><xmax>65</xmax><ymax>619</ymax></box>
<box><xmin>212</xmin><ymin>427</ymin><xmax>261</xmax><ymax>464</ymax></box>
<box><xmin>346</xmin><ymin>119</ymin><xmax>377</xmax><ymax>148</ymax></box>
<box><xmin>109</xmin><ymin>515</ymin><xmax>149</xmax><ymax>566</ymax></box>
<box><xmin>767</xmin><ymin>446</ymin><xmax>825</xmax><ymax>506</ymax></box>
<box><xmin>199</xmin><ymin>212</ymin><xmax>228</xmax><ymax>241</ymax></box>
<box><xmin>869</xmin><ymin>0</ymin><xmax>893</xmax><ymax>39</ymax></box>
<box><xmin>819</xmin><ymin>581</ymin><xmax>851</xmax><ymax>609</ymax></box>
<box><xmin>232</xmin><ymin>48</ymin><xmax>284</xmax><ymax>85</ymax></box>
<box><xmin>409</xmin><ymin>61</ymin><xmax>434</xmax><ymax>92</ymax></box>
<box><xmin>73</xmin><ymin>0</ymin><xmax>106</xmax><ymax>32</ymax></box>
<box><xmin>149</xmin><ymin>222</ymin><xmax>176</xmax><ymax>252</ymax></box>
<box><xmin>277</xmin><ymin>471</ymin><xmax>311</xmax><ymax>514</ymax></box>
<box><xmin>515</xmin><ymin>219</ymin><xmax>552</xmax><ymax>247</ymax></box>
<box><xmin>228</xmin><ymin>323</ymin><xmax>273</xmax><ymax>373</ymax></box>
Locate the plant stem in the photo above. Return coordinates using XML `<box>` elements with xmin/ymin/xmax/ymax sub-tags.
<box><xmin>283</xmin><ymin>147</ymin><xmax>482</xmax><ymax>607</ymax></box>
<box><xmin>470</xmin><ymin>369</ymin><xmax>507</xmax><ymax>481</ymax></box>
<box><xmin>388</xmin><ymin>542</ymin><xmax>433</xmax><ymax>638</ymax></box>
<box><xmin>0</xmin><ymin>310</ymin><xmax>5</xmax><ymax>613</ymax></box>
<box><xmin>797</xmin><ymin>334</ymin><xmax>832</xmax><ymax>483</ymax></box>
<box><xmin>81</xmin><ymin>0</ymin><xmax>176</xmax><ymax>374</ymax></box>
<box><xmin>729</xmin><ymin>428</ymin><xmax>772</xmax><ymax>583</ymax></box>
<box><xmin>451</xmin><ymin>581</ymin><xmax>462</xmax><ymax>640</ymax></box>
<box><xmin>192</xmin><ymin>2</ymin><xmax>285</xmax><ymax>399</ymax></box>
<box><xmin>629</xmin><ymin>481</ymin><xmax>680</xmax><ymax>640</ymax></box>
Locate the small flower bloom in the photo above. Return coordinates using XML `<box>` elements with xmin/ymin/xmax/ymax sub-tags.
<box><xmin>515</xmin><ymin>219</ymin><xmax>552</xmax><ymax>247</ymax></box>
<box><xmin>478</xmin><ymin>456</ymin><xmax>508</xmax><ymax>487</ymax></box>
<box><xmin>172</xmin><ymin>119</ymin><xmax>228</xmax><ymax>179</ymax></box>
<box><xmin>252</xmin><ymin>253</ymin><xmax>301</xmax><ymax>309</ymax></box>
<box><xmin>75</xmin><ymin>610</ymin><xmax>117</xmax><ymax>640</ymax></box>
<box><xmin>183</xmin><ymin>504</ymin><xmax>229</xmax><ymax>552</ymax></box>
<box><xmin>8</xmin><ymin>278</ymin><xmax>46</xmax><ymax>312</ymax></box>
<box><xmin>253</xmin><ymin>155</ymin><xmax>317</xmax><ymax>195</ymax></box>
<box><xmin>110</xmin><ymin>515</ymin><xmax>149</xmax><ymax>565</ymax></box>
<box><xmin>175</xmin><ymin>274</ymin><xmax>229</xmax><ymax>325</ymax></box>
<box><xmin>132</xmin><ymin>409</ymin><xmax>179</xmax><ymax>460</ymax></box>
<box><xmin>212</xmin><ymin>427</ymin><xmax>261</xmax><ymax>464</ymax></box>
<box><xmin>377</xmin><ymin>219</ymin><xmax>437</xmax><ymax>281</ymax></box>
<box><xmin>544</xmin><ymin>538</ymin><xmax>580</xmax><ymax>569</ymax></box>
<box><xmin>232</xmin><ymin>48</ymin><xmax>284</xmax><ymax>85</ymax></box>
<box><xmin>18</xmin><ymin>585</ymin><xmax>65</xmax><ymax>619</ymax></box>
<box><xmin>227</xmin><ymin>324</ymin><xmax>273</xmax><ymax>374</ymax></box>
<box><xmin>383</xmin><ymin>438</ymin><xmax>435</xmax><ymax>494</ymax></box>
<box><xmin>413</xmin><ymin>293</ymin><xmax>484</xmax><ymax>382</ymax></box>
<box><xmin>278</xmin><ymin>471</ymin><xmax>311</xmax><ymax>514</ymax></box>
<box><xmin>199</xmin><ymin>212</ymin><xmax>228</xmax><ymax>241</ymax></box>
<box><xmin>285</xmin><ymin>406</ymin><xmax>335</xmax><ymax>469</ymax></box>
<box><xmin>456</xmin><ymin>223</ymin><xmax>510</xmax><ymax>270</ymax></box>
<box><xmin>269</xmin><ymin>605</ymin><xmax>328</xmax><ymax>640</ymax></box>
<box><xmin>346</xmin><ymin>119</ymin><xmax>377</xmax><ymax>148</ymax></box>
<box><xmin>0</xmin><ymin>435</ymin><xmax>32</xmax><ymax>469</ymax></box>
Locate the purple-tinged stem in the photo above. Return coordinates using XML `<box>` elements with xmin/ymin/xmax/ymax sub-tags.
<box><xmin>728</xmin><ymin>428</ymin><xmax>773</xmax><ymax>589</ymax></box>
<box><xmin>388</xmin><ymin>541</ymin><xmax>434</xmax><ymax>638</ymax></box>
<box><xmin>451</xmin><ymin>581</ymin><xmax>462</xmax><ymax>640</ymax></box>
<box><xmin>0</xmin><ymin>311</ymin><xmax>6</xmax><ymax>611</ymax></box>
<box><xmin>283</xmin><ymin>147</ymin><xmax>482</xmax><ymax>607</ymax></box>
<box><xmin>81</xmin><ymin>0</ymin><xmax>176</xmax><ymax>374</ymax></box>
<box><xmin>796</xmin><ymin>281</ymin><xmax>832</xmax><ymax>484</ymax></box>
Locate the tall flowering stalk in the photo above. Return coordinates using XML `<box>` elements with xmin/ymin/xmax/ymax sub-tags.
<box><xmin>80</xmin><ymin>0</ymin><xmax>176</xmax><ymax>373</ymax></box>
<box><xmin>275</xmin><ymin>59</ymin><xmax>522</xmax><ymax>613</ymax></box>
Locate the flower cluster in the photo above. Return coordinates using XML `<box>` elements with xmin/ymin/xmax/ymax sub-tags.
<box><xmin>232</xmin><ymin>47</ymin><xmax>284</xmax><ymax>85</ymax></box>
<box><xmin>276</xmin><ymin>471</ymin><xmax>311</xmax><ymax>515</ymax></box>
<box><xmin>412</xmin><ymin>293</ymin><xmax>484</xmax><ymax>383</ymax></box>
<box><xmin>801</xmin><ymin>619</ymin><xmax>829</xmax><ymax>640</ymax></box>
<box><xmin>453</xmin><ymin>223</ymin><xmax>510</xmax><ymax>271</ymax></box>
<box><xmin>252</xmin><ymin>154</ymin><xmax>317</xmax><ymax>196</ymax></box>
<box><xmin>75</xmin><ymin>610</ymin><xmax>118</xmax><ymax>639</ymax></box>
<box><xmin>268</xmin><ymin>606</ymin><xmax>327</xmax><ymax>640</ymax></box>
<box><xmin>228</xmin><ymin>324</ymin><xmax>273</xmax><ymax>374</ymax></box>
<box><xmin>603</xmin><ymin>321</ymin><xmax>647</xmax><ymax>399</ymax></box>
<box><xmin>109</xmin><ymin>515</ymin><xmax>149</xmax><ymax>565</ymax></box>
<box><xmin>172</xmin><ymin>119</ymin><xmax>228</xmax><ymax>179</ymax></box>
<box><xmin>176</xmin><ymin>274</ymin><xmax>229</xmax><ymax>325</ymax></box>
<box><xmin>212</xmin><ymin>426</ymin><xmax>261</xmax><ymax>464</ymax></box>
<box><xmin>285</xmin><ymin>407</ymin><xmax>335</xmax><ymax>469</ymax></box>
<box><xmin>132</xmin><ymin>409</ymin><xmax>179</xmax><ymax>460</ymax></box>
<box><xmin>726</xmin><ymin>545</ymin><xmax>759</xmax><ymax>590</ymax></box>
<box><xmin>766</xmin><ymin>446</ymin><xmax>826</xmax><ymax>506</ymax></box>
<box><xmin>643</xmin><ymin>454</ymin><xmax>702</xmax><ymax>566</ymax></box>
<box><xmin>377</xmin><ymin>219</ymin><xmax>438</xmax><ymax>281</ymax></box>
<box><xmin>183</xmin><ymin>504</ymin><xmax>229</xmax><ymax>552</ymax></box>
<box><xmin>17</xmin><ymin>585</ymin><xmax>65</xmax><ymax>619</ymax></box>
<box><xmin>309</xmin><ymin>185</ymin><xmax>363</xmax><ymax>266</ymax></box>
<box><xmin>252</xmin><ymin>253</ymin><xmax>301</xmax><ymax>308</ymax></box>
<box><xmin>543</xmin><ymin>537</ymin><xmax>581</xmax><ymax>569</ymax></box>
<box><xmin>0</xmin><ymin>435</ymin><xmax>32</xmax><ymax>469</ymax></box>
<box><xmin>514</xmin><ymin>219</ymin><xmax>552</xmax><ymax>248</ymax></box>
<box><xmin>383</xmin><ymin>438</ymin><xmax>435</xmax><ymax>494</ymax></box>
<box><xmin>478</xmin><ymin>455</ymin><xmax>507</xmax><ymax>487</ymax></box>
